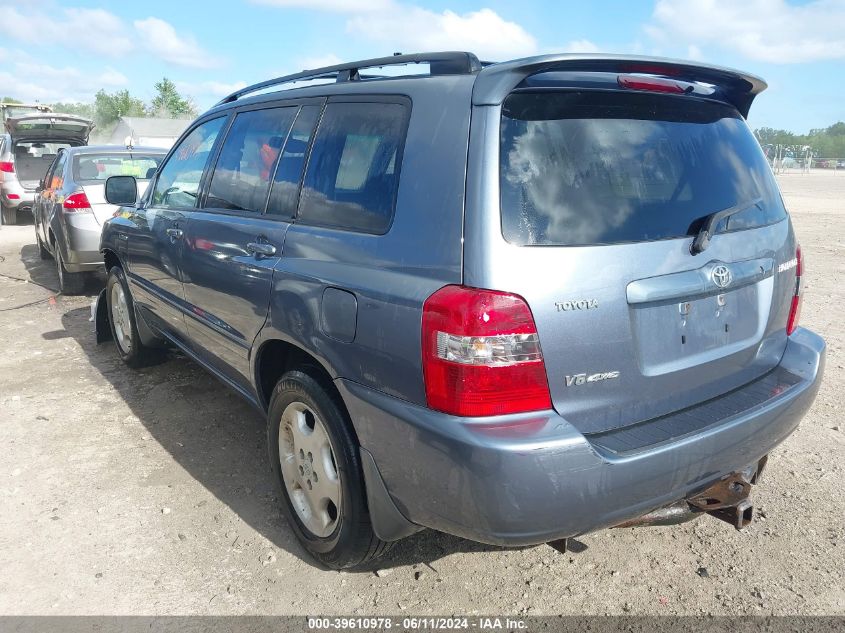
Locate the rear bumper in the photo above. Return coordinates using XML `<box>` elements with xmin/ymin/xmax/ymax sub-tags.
<box><xmin>0</xmin><ymin>183</ymin><xmax>34</xmax><ymax>208</ymax></box>
<box><xmin>339</xmin><ymin>327</ymin><xmax>825</xmax><ymax>545</ymax></box>
<box><xmin>61</xmin><ymin>216</ymin><xmax>104</xmax><ymax>272</ymax></box>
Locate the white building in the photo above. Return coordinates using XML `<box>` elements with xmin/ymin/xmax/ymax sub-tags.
<box><xmin>108</xmin><ymin>117</ymin><xmax>190</xmax><ymax>149</ymax></box>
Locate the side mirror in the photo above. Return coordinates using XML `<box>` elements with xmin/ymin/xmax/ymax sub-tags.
<box><xmin>105</xmin><ymin>175</ymin><xmax>138</xmax><ymax>206</ymax></box>
<box><xmin>36</xmin><ymin>180</ymin><xmax>44</xmax><ymax>193</ymax></box>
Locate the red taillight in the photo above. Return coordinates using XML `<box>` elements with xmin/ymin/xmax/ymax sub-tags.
<box><xmin>786</xmin><ymin>246</ymin><xmax>803</xmax><ymax>336</ymax></box>
<box><xmin>62</xmin><ymin>192</ymin><xmax>91</xmax><ymax>213</ymax></box>
<box><xmin>422</xmin><ymin>285</ymin><xmax>552</xmax><ymax>417</ymax></box>
<box><xmin>618</xmin><ymin>74</ymin><xmax>685</xmax><ymax>94</ymax></box>
<box><xmin>0</xmin><ymin>161</ymin><xmax>14</xmax><ymax>173</ymax></box>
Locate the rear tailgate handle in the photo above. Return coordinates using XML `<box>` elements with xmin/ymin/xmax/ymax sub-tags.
<box><xmin>247</xmin><ymin>242</ymin><xmax>277</xmax><ymax>257</ymax></box>
<box><xmin>627</xmin><ymin>257</ymin><xmax>774</xmax><ymax>304</ymax></box>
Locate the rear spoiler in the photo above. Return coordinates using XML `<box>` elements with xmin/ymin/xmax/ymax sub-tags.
<box><xmin>472</xmin><ymin>54</ymin><xmax>767</xmax><ymax>118</ymax></box>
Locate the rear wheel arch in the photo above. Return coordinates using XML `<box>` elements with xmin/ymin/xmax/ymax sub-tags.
<box><xmin>254</xmin><ymin>338</ymin><xmax>340</xmax><ymax>412</ymax></box>
<box><xmin>47</xmin><ymin>227</ymin><xmax>64</xmax><ymax>259</ymax></box>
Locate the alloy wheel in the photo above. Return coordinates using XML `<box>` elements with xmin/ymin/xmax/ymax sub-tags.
<box><xmin>278</xmin><ymin>401</ymin><xmax>342</xmax><ymax>538</ymax></box>
<box><xmin>110</xmin><ymin>282</ymin><xmax>132</xmax><ymax>354</ymax></box>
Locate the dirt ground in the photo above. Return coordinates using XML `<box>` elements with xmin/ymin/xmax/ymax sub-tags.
<box><xmin>0</xmin><ymin>171</ymin><xmax>842</xmax><ymax>617</ymax></box>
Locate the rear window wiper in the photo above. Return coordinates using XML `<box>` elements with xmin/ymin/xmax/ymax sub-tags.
<box><xmin>690</xmin><ymin>197</ymin><xmax>763</xmax><ymax>255</ymax></box>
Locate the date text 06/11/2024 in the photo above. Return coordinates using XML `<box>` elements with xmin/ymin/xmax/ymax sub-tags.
<box><xmin>307</xmin><ymin>617</ymin><xmax>528</xmax><ymax>630</ymax></box>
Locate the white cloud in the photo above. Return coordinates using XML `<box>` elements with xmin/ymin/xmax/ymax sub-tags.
<box><xmin>134</xmin><ymin>17</ymin><xmax>221</xmax><ymax>69</ymax></box>
<box><xmin>346</xmin><ymin>6</ymin><xmax>536</xmax><ymax>60</ymax></box>
<box><xmin>0</xmin><ymin>50</ymin><xmax>128</xmax><ymax>104</ymax></box>
<box><xmin>648</xmin><ymin>0</ymin><xmax>845</xmax><ymax>63</ymax></box>
<box><xmin>252</xmin><ymin>0</ymin><xmax>391</xmax><ymax>10</ymax></box>
<box><xmin>0</xmin><ymin>5</ymin><xmax>222</xmax><ymax>69</ymax></box>
<box><xmin>257</xmin><ymin>1</ymin><xmax>537</xmax><ymax>60</ymax></box>
<box><xmin>0</xmin><ymin>6</ymin><xmax>132</xmax><ymax>56</ymax></box>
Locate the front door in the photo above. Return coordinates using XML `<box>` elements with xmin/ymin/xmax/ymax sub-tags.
<box><xmin>125</xmin><ymin>116</ymin><xmax>227</xmax><ymax>342</ymax></box>
<box><xmin>180</xmin><ymin>103</ymin><xmax>321</xmax><ymax>389</ymax></box>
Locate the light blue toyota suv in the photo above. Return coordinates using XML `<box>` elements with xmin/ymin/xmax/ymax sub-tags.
<box><xmin>96</xmin><ymin>52</ymin><xmax>825</xmax><ymax>569</ymax></box>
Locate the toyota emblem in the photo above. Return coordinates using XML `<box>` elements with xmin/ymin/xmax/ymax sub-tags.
<box><xmin>712</xmin><ymin>265</ymin><xmax>733</xmax><ymax>289</ymax></box>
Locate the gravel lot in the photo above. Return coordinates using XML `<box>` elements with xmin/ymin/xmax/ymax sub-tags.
<box><xmin>0</xmin><ymin>171</ymin><xmax>842</xmax><ymax>617</ymax></box>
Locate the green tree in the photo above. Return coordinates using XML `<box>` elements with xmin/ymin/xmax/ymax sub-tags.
<box><xmin>755</xmin><ymin>121</ymin><xmax>845</xmax><ymax>161</ymax></box>
<box><xmin>755</xmin><ymin>127</ymin><xmax>800</xmax><ymax>146</ymax></box>
<box><xmin>48</xmin><ymin>101</ymin><xmax>96</xmax><ymax>119</ymax></box>
<box><xmin>93</xmin><ymin>89</ymin><xmax>147</xmax><ymax>127</ymax></box>
<box><xmin>1</xmin><ymin>97</ymin><xmax>22</xmax><ymax>103</ymax></box>
<box><xmin>150</xmin><ymin>78</ymin><xmax>196</xmax><ymax>118</ymax></box>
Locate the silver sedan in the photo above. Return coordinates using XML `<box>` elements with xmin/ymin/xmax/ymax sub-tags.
<box><xmin>32</xmin><ymin>145</ymin><xmax>166</xmax><ymax>293</ymax></box>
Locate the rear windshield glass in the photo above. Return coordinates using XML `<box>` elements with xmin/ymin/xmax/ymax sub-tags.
<box><xmin>73</xmin><ymin>153</ymin><xmax>163</xmax><ymax>182</ymax></box>
<box><xmin>500</xmin><ymin>91</ymin><xmax>786</xmax><ymax>246</ymax></box>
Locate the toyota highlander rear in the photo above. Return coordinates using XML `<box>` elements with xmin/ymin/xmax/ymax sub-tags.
<box><xmin>348</xmin><ymin>56</ymin><xmax>825</xmax><ymax>547</ymax></box>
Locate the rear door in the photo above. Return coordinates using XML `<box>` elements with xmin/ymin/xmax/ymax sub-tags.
<box><xmin>180</xmin><ymin>101</ymin><xmax>321</xmax><ymax>390</ymax></box>
<box><xmin>34</xmin><ymin>150</ymin><xmax>63</xmax><ymax>244</ymax></box>
<box><xmin>38</xmin><ymin>150</ymin><xmax>69</xmax><ymax>245</ymax></box>
<box><xmin>480</xmin><ymin>89</ymin><xmax>797</xmax><ymax>435</ymax></box>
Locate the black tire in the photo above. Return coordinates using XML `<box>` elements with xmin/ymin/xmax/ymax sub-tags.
<box><xmin>36</xmin><ymin>230</ymin><xmax>50</xmax><ymax>260</ymax></box>
<box><xmin>105</xmin><ymin>266</ymin><xmax>163</xmax><ymax>368</ymax></box>
<box><xmin>267</xmin><ymin>368</ymin><xmax>390</xmax><ymax>570</ymax></box>
<box><xmin>55</xmin><ymin>248</ymin><xmax>85</xmax><ymax>295</ymax></box>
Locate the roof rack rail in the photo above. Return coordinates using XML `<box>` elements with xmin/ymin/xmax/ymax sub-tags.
<box><xmin>217</xmin><ymin>51</ymin><xmax>482</xmax><ymax>105</ymax></box>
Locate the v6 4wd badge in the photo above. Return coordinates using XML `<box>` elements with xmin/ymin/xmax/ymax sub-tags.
<box><xmin>565</xmin><ymin>371</ymin><xmax>620</xmax><ymax>387</ymax></box>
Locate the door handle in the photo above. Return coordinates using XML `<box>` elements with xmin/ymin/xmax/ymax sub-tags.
<box><xmin>246</xmin><ymin>242</ymin><xmax>277</xmax><ymax>257</ymax></box>
<box><xmin>166</xmin><ymin>227</ymin><xmax>184</xmax><ymax>240</ymax></box>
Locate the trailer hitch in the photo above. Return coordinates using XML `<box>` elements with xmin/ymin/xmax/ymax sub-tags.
<box><xmin>611</xmin><ymin>458</ymin><xmax>766</xmax><ymax>532</ymax></box>
<box><xmin>687</xmin><ymin>472</ymin><xmax>754</xmax><ymax>530</ymax></box>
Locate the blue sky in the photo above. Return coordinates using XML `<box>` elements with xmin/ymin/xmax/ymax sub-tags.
<box><xmin>1</xmin><ymin>0</ymin><xmax>843</xmax><ymax>131</ymax></box>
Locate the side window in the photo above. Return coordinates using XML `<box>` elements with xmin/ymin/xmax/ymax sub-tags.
<box><xmin>152</xmin><ymin>117</ymin><xmax>226</xmax><ymax>209</ymax></box>
<box><xmin>298</xmin><ymin>102</ymin><xmax>408</xmax><ymax>234</ymax></box>
<box><xmin>42</xmin><ymin>152</ymin><xmax>60</xmax><ymax>188</ymax></box>
<box><xmin>205</xmin><ymin>107</ymin><xmax>297</xmax><ymax>213</ymax></box>
<box><xmin>49</xmin><ymin>151</ymin><xmax>68</xmax><ymax>190</ymax></box>
<box><xmin>266</xmin><ymin>105</ymin><xmax>320</xmax><ymax>218</ymax></box>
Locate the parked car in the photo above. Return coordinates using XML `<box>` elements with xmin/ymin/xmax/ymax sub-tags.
<box><xmin>33</xmin><ymin>145</ymin><xmax>166</xmax><ymax>293</ymax></box>
<box><xmin>95</xmin><ymin>52</ymin><xmax>825</xmax><ymax>570</ymax></box>
<box><xmin>1</xmin><ymin>113</ymin><xmax>93</xmax><ymax>225</ymax></box>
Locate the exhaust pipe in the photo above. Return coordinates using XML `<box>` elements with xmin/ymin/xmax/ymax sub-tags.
<box><xmin>613</xmin><ymin>500</ymin><xmax>700</xmax><ymax>528</ymax></box>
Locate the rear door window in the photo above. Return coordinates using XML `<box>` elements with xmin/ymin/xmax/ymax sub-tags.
<box><xmin>266</xmin><ymin>105</ymin><xmax>320</xmax><ymax>219</ymax></box>
<box><xmin>48</xmin><ymin>151</ymin><xmax>68</xmax><ymax>189</ymax></box>
<box><xmin>205</xmin><ymin>107</ymin><xmax>297</xmax><ymax>213</ymax></box>
<box><xmin>500</xmin><ymin>91</ymin><xmax>786</xmax><ymax>246</ymax></box>
<box><xmin>297</xmin><ymin>101</ymin><xmax>408</xmax><ymax>234</ymax></box>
